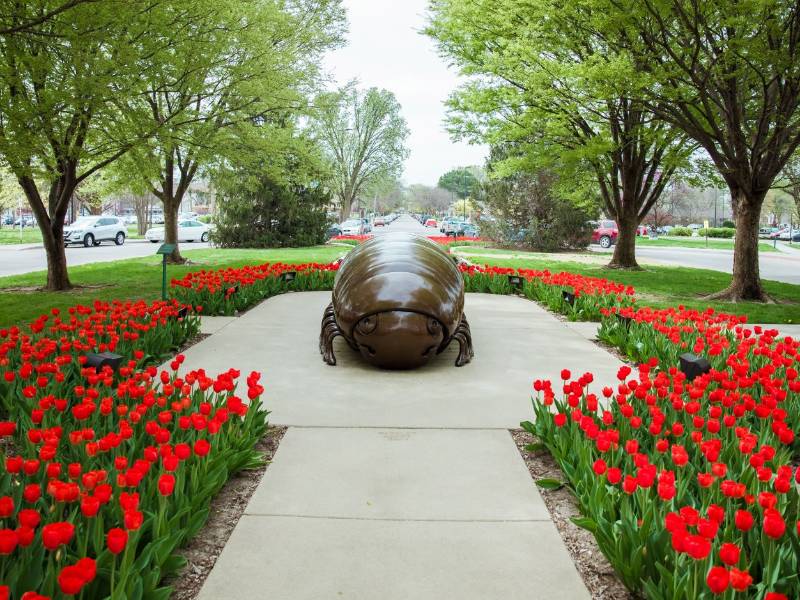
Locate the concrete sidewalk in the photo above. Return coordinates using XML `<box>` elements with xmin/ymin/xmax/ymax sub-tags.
<box><xmin>188</xmin><ymin>293</ymin><xmax>617</xmax><ymax>599</ymax></box>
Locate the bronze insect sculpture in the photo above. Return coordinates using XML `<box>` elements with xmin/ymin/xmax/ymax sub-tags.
<box><xmin>319</xmin><ymin>232</ymin><xmax>474</xmax><ymax>369</ymax></box>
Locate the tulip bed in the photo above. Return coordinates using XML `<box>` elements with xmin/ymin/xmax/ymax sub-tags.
<box><xmin>170</xmin><ymin>262</ymin><xmax>339</xmax><ymax>316</ymax></box>
<box><xmin>526</xmin><ymin>310</ymin><xmax>800</xmax><ymax>597</ymax></box>
<box><xmin>169</xmin><ymin>260</ymin><xmax>636</xmax><ymax>322</ymax></box>
<box><xmin>460</xmin><ymin>263</ymin><xmax>636</xmax><ymax>321</ymax></box>
<box><xmin>0</xmin><ymin>299</ymin><xmax>269</xmax><ymax>599</ymax></box>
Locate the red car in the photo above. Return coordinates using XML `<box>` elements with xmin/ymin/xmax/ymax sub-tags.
<box><xmin>592</xmin><ymin>220</ymin><xmax>649</xmax><ymax>248</ymax></box>
<box><xmin>592</xmin><ymin>220</ymin><xmax>618</xmax><ymax>248</ymax></box>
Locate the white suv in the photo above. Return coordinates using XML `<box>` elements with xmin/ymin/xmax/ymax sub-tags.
<box><xmin>64</xmin><ymin>216</ymin><xmax>127</xmax><ymax>247</ymax></box>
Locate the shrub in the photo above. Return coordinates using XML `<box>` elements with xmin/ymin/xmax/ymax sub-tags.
<box><xmin>722</xmin><ymin>219</ymin><xmax>735</xmax><ymax>228</ymax></box>
<box><xmin>213</xmin><ymin>169</ymin><xmax>331</xmax><ymax>248</ymax></box>
<box><xmin>671</xmin><ymin>226</ymin><xmax>692</xmax><ymax>236</ymax></box>
<box><xmin>481</xmin><ymin>168</ymin><xmax>595</xmax><ymax>251</ymax></box>
<box><xmin>698</xmin><ymin>227</ymin><xmax>735</xmax><ymax>238</ymax></box>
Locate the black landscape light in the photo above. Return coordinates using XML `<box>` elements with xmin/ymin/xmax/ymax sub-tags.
<box><xmin>177</xmin><ymin>306</ymin><xmax>188</xmax><ymax>319</ymax></box>
<box><xmin>281</xmin><ymin>271</ymin><xmax>297</xmax><ymax>283</ymax></box>
<box><xmin>562</xmin><ymin>290</ymin><xmax>575</xmax><ymax>305</ymax></box>
<box><xmin>679</xmin><ymin>353</ymin><xmax>711</xmax><ymax>381</ymax></box>
<box><xmin>507</xmin><ymin>274</ymin><xmax>523</xmax><ymax>289</ymax></box>
<box><xmin>616</xmin><ymin>313</ymin><xmax>632</xmax><ymax>329</ymax></box>
<box><xmin>85</xmin><ymin>352</ymin><xmax>123</xmax><ymax>372</ymax></box>
<box><xmin>156</xmin><ymin>243</ymin><xmax>176</xmax><ymax>301</ymax></box>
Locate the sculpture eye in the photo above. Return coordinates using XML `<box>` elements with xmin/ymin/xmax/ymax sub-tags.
<box><xmin>357</xmin><ymin>315</ymin><xmax>378</xmax><ymax>335</ymax></box>
<box><xmin>427</xmin><ymin>318</ymin><xmax>441</xmax><ymax>335</ymax></box>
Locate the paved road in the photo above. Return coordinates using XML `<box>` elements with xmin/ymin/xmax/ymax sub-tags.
<box><xmin>373</xmin><ymin>214</ymin><xmax>435</xmax><ymax>235</ymax></box>
<box><xmin>592</xmin><ymin>245</ymin><xmax>800</xmax><ymax>285</ymax></box>
<box><xmin>0</xmin><ymin>238</ymin><xmax>211</xmax><ymax>278</ymax></box>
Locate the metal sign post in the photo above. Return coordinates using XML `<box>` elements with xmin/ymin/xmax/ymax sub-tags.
<box><xmin>156</xmin><ymin>243</ymin><xmax>176</xmax><ymax>300</ymax></box>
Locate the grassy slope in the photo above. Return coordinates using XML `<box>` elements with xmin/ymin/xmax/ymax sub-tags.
<box><xmin>0</xmin><ymin>246</ymin><xmax>347</xmax><ymax>327</ymax></box>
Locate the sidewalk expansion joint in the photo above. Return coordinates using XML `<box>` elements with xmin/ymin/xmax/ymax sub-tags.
<box><xmin>242</xmin><ymin>513</ymin><xmax>552</xmax><ymax>523</ymax></box>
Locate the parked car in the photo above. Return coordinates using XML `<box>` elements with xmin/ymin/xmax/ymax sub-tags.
<box><xmin>440</xmin><ymin>216</ymin><xmax>460</xmax><ymax>233</ymax></box>
<box><xmin>361</xmin><ymin>218</ymin><xmax>372</xmax><ymax>233</ymax></box>
<box><xmin>461</xmin><ymin>224</ymin><xmax>480</xmax><ymax>238</ymax></box>
<box><xmin>64</xmin><ymin>216</ymin><xmax>127</xmax><ymax>247</ymax></box>
<box><xmin>424</xmin><ymin>218</ymin><xmax>437</xmax><ymax>228</ymax></box>
<box><xmin>373</xmin><ymin>216</ymin><xmax>386</xmax><ymax>227</ymax></box>
<box><xmin>340</xmin><ymin>219</ymin><xmax>365</xmax><ymax>235</ymax></box>
<box><xmin>591</xmin><ymin>220</ymin><xmax>619</xmax><ymax>248</ymax></box>
<box><xmin>444</xmin><ymin>218</ymin><xmax>467</xmax><ymax>235</ymax></box>
<box><xmin>145</xmin><ymin>219</ymin><xmax>211</xmax><ymax>243</ymax></box>
<box><xmin>326</xmin><ymin>224</ymin><xmax>342</xmax><ymax>239</ymax></box>
<box><xmin>768</xmin><ymin>227</ymin><xmax>792</xmax><ymax>240</ymax></box>
<box><xmin>636</xmin><ymin>225</ymin><xmax>648</xmax><ymax>236</ymax></box>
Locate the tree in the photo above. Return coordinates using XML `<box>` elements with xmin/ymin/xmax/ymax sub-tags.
<box><xmin>313</xmin><ymin>85</ymin><xmax>410</xmax><ymax>221</ymax></box>
<box><xmin>581</xmin><ymin>0</ymin><xmax>800</xmax><ymax>298</ymax></box>
<box><xmin>0</xmin><ymin>0</ymin><xmax>100</xmax><ymax>35</ymax></box>
<box><xmin>0</xmin><ymin>1</ymin><xmax>180</xmax><ymax>289</ymax></box>
<box><xmin>437</xmin><ymin>167</ymin><xmax>478</xmax><ymax>200</ymax></box>
<box><xmin>482</xmin><ymin>166</ymin><xmax>595</xmax><ymax>251</ymax></box>
<box><xmin>776</xmin><ymin>154</ymin><xmax>800</xmax><ymax>224</ymax></box>
<box><xmin>213</xmin><ymin>168</ymin><xmax>331</xmax><ymax>248</ymax></box>
<box><xmin>117</xmin><ymin>0</ymin><xmax>345</xmax><ymax>263</ymax></box>
<box><xmin>406</xmin><ymin>184</ymin><xmax>452</xmax><ymax>214</ymax></box>
<box><xmin>0</xmin><ymin>168</ymin><xmax>22</xmax><ymax>226</ymax></box>
<box><xmin>426</xmin><ymin>0</ymin><xmax>693</xmax><ymax>269</ymax></box>
<box><xmin>646</xmin><ymin>181</ymin><xmax>690</xmax><ymax>229</ymax></box>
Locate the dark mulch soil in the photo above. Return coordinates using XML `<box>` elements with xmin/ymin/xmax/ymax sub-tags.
<box><xmin>175</xmin><ymin>332</ymin><xmax>211</xmax><ymax>355</ymax></box>
<box><xmin>510</xmin><ymin>429</ymin><xmax>635</xmax><ymax>600</ymax></box>
<box><xmin>166</xmin><ymin>425</ymin><xmax>287</xmax><ymax>600</ymax></box>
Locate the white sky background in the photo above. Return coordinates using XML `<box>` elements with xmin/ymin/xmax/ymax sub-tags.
<box><xmin>321</xmin><ymin>0</ymin><xmax>488</xmax><ymax>187</ymax></box>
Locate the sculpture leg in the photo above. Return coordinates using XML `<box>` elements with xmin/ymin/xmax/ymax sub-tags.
<box><xmin>319</xmin><ymin>302</ymin><xmax>343</xmax><ymax>365</ymax></box>
<box><xmin>452</xmin><ymin>313</ymin><xmax>474</xmax><ymax>367</ymax></box>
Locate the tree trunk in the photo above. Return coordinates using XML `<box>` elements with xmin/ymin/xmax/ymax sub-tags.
<box><xmin>707</xmin><ymin>190</ymin><xmax>765</xmax><ymax>301</ymax></box>
<box><xmin>339</xmin><ymin>193</ymin><xmax>353</xmax><ymax>222</ymax></box>
<box><xmin>19</xmin><ymin>175</ymin><xmax>73</xmax><ymax>290</ymax></box>
<box><xmin>42</xmin><ymin>219</ymin><xmax>71</xmax><ymax>290</ymax></box>
<box><xmin>163</xmin><ymin>196</ymin><xmax>185</xmax><ymax>264</ymax></box>
<box><xmin>607</xmin><ymin>215</ymin><xmax>640</xmax><ymax>269</ymax></box>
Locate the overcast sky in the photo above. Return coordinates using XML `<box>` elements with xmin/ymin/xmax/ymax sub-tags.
<box><xmin>321</xmin><ymin>0</ymin><xmax>487</xmax><ymax>187</ymax></box>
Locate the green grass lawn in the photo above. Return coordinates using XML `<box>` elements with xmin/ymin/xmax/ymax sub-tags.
<box><xmin>0</xmin><ymin>226</ymin><xmax>143</xmax><ymax>245</ymax></box>
<box><xmin>0</xmin><ymin>244</ymin><xmax>798</xmax><ymax>327</ymax></box>
<box><xmin>636</xmin><ymin>236</ymin><xmax>778</xmax><ymax>252</ymax></box>
<box><xmin>464</xmin><ymin>251</ymin><xmax>800</xmax><ymax>324</ymax></box>
<box><xmin>0</xmin><ymin>246</ymin><xmax>347</xmax><ymax>327</ymax></box>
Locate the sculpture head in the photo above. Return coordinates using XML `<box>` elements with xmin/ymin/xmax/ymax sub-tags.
<box><xmin>351</xmin><ymin>310</ymin><xmax>445</xmax><ymax>369</ymax></box>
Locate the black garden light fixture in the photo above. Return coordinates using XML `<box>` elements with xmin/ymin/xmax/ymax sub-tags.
<box><xmin>177</xmin><ymin>306</ymin><xmax>189</xmax><ymax>319</ymax></box>
<box><xmin>156</xmin><ymin>243</ymin><xmax>176</xmax><ymax>301</ymax></box>
<box><xmin>507</xmin><ymin>274</ymin><xmax>523</xmax><ymax>289</ymax></box>
<box><xmin>562</xmin><ymin>290</ymin><xmax>575</xmax><ymax>305</ymax></box>
<box><xmin>616</xmin><ymin>313</ymin><xmax>632</xmax><ymax>328</ymax></box>
<box><xmin>85</xmin><ymin>351</ymin><xmax>123</xmax><ymax>372</ymax></box>
<box><xmin>281</xmin><ymin>271</ymin><xmax>297</xmax><ymax>283</ymax></box>
<box><xmin>679</xmin><ymin>353</ymin><xmax>711</xmax><ymax>381</ymax></box>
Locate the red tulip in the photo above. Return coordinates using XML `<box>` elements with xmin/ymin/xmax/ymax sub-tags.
<box><xmin>0</xmin><ymin>529</ymin><xmax>17</xmax><ymax>554</ymax></box>
<box><xmin>106</xmin><ymin>527</ymin><xmax>128</xmax><ymax>554</ymax></box>
<box><xmin>719</xmin><ymin>543</ymin><xmax>740</xmax><ymax>565</ymax></box>
<box><xmin>729</xmin><ymin>568</ymin><xmax>752</xmax><ymax>592</ymax></box>
<box><xmin>706</xmin><ymin>566</ymin><xmax>729</xmax><ymax>594</ymax></box>
<box><xmin>734</xmin><ymin>510</ymin><xmax>754</xmax><ymax>531</ymax></box>
<box><xmin>157</xmin><ymin>473</ymin><xmax>176</xmax><ymax>496</ymax></box>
